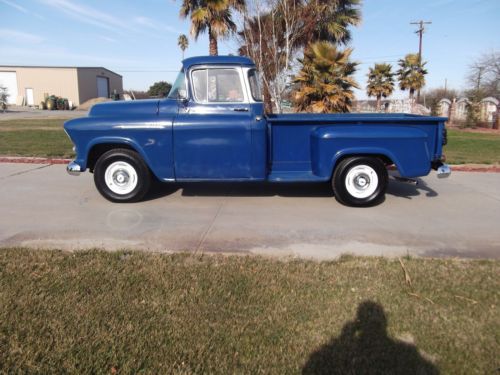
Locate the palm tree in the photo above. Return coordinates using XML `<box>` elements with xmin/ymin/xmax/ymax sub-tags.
<box><xmin>367</xmin><ymin>63</ymin><xmax>395</xmax><ymax>111</ymax></box>
<box><xmin>177</xmin><ymin>34</ymin><xmax>189</xmax><ymax>59</ymax></box>
<box><xmin>180</xmin><ymin>0</ymin><xmax>245</xmax><ymax>56</ymax></box>
<box><xmin>293</xmin><ymin>41</ymin><xmax>359</xmax><ymax>113</ymax></box>
<box><xmin>397</xmin><ymin>53</ymin><xmax>428</xmax><ymax>102</ymax></box>
<box><xmin>305</xmin><ymin>0</ymin><xmax>362</xmax><ymax>45</ymax></box>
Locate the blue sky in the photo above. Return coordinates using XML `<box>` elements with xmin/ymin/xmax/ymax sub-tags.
<box><xmin>1</xmin><ymin>0</ymin><xmax>498</xmax><ymax>98</ymax></box>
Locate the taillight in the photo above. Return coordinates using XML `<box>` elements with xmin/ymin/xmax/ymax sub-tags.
<box><xmin>442</xmin><ymin>128</ymin><xmax>448</xmax><ymax>146</ymax></box>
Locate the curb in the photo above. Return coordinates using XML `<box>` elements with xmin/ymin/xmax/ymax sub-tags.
<box><xmin>0</xmin><ymin>156</ymin><xmax>71</xmax><ymax>165</ymax></box>
<box><xmin>450</xmin><ymin>165</ymin><xmax>500</xmax><ymax>173</ymax></box>
<box><xmin>1</xmin><ymin>156</ymin><xmax>500</xmax><ymax>173</ymax></box>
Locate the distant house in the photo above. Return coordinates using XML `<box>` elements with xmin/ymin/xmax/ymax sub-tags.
<box><xmin>438</xmin><ymin>97</ymin><xmax>499</xmax><ymax>126</ymax></box>
<box><xmin>0</xmin><ymin>66</ymin><xmax>123</xmax><ymax>107</ymax></box>
<box><xmin>352</xmin><ymin>99</ymin><xmax>430</xmax><ymax>115</ymax></box>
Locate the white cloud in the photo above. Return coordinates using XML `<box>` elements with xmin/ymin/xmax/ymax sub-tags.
<box><xmin>134</xmin><ymin>16</ymin><xmax>180</xmax><ymax>35</ymax></box>
<box><xmin>0</xmin><ymin>29</ymin><xmax>44</xmax><ymax>43</ymax></box>
<box><xmin>37</xmin><ymin>0</ymin><xmax>130</xmax><ymax>33</ymax></box>
<box><xmin>0</xmin><ymin>0</ymin><xmax>45</xmax><ymax>19</ymax></box>
<box><xmin>0</xmin><ymin>0</ymin><xmax>27</xmax><ymax>13</ymax></box>
<box><xmin>100</xmin><ymin>36</ymin><xmax>118</xmax><ymax>43</ymax></box>
<box><xmin>36</xmin><ymin>0</ymin><xmax>180</xmax><ymax>38</ymax></box>
<box><xmin>1</xmin><ymin>45</ymin><xmax>144</xmax><ymax>67</ymax></box>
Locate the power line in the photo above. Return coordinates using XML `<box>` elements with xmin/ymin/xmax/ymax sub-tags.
<box><xmin>115</xmin><ymin>70</ymin><xmax>180</xmax><ymax>73</ymax></box>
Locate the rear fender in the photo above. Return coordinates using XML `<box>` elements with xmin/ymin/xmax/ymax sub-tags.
<box><xmin>311</xmin><ymin>125</ymin><xmax>432</xmax><ymax>178</ymax></box>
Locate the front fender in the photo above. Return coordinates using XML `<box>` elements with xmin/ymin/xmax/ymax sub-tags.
<box><xmin>64</xmin><ymin>116</ymin><xmax>175</xmax><ymax>180</ymax></box>
<box><xmin>85</xmin><ymin>136</ymin><xmax>150</xmax><ymax>168</ymax></box>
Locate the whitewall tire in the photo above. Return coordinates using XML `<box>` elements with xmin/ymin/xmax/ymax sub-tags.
<box><xmin>332</xmin><ymin>156</ymin><xmax>388</xmax><ymax>207</ymax></box>
<box><xmin>94</xmin><ymin>149</ymin><xmax>151</xmax><ymax>203</ymax></box>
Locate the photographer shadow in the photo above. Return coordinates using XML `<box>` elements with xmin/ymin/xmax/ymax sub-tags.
<box><xmin>302</xmin><ymin>301</ymin><xmax>439</xmax><ymax>374</ymax></box>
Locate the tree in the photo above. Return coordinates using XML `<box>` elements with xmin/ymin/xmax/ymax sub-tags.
<box><xmin>0</xmin><ymin>86</ymin><xmax>8</xmax><ymax>112</ymax></box>
<box><xmin>178</xmin><ymin>34</ymin><xmax>189</xmax><ymax>59</ymax></box>
<box><xmin>465</xmin><ymin>51</ymin><xmax>499</xmax><ymax>128</ymax></box>
<box><xmin>466</xmin><ymin>51</ymin><xmax>499</xmax><ymax>98</ymax></box>
<box><xmin>148</xmin><ymin>81</ymin><xmax>172</xmax><ymax>97</ymax></box>
<box><xmin>366</xmin><ymin>63</ymin><xmax>394</xmax><ymax>111</ymax></box>
<box><xmin>293</xmin><ymin>41</ymin><xmax>358</xmax><ymax>113</ymax></box>
<box><xmin>299</xmin><ymin>0</ymin><xmax>361</xmax><ymax>46</ymax></box>
<box><xmin>397</xmin><ymin>53</ymin><xmax>428</xmax><ymax>102</ymax></box>
<box><xmin>238</xmin><ymin>2</ymin><xmax>303</xmax><ymax>113</ymax></box>
<box><xmin>238</xmin><ymin>0</ymin><xmax>361</xmax><ymax>113</ymax></box>
<box><xmin>180</xmin><ymin>0</ymin><xmax>245</xmax><ymax>56</ymax></box>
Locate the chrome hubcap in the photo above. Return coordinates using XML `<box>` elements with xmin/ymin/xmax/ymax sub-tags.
<box><xmin>104</xmin><ymin>161</ymin><xmax>138</xmax><ymax>195</ymax></box>
<box><xmin>345</xmin><ymin>165</ymin><xmax>379</xmax><ymax>199</ymax></box>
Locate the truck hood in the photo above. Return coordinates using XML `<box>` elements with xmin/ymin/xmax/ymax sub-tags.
<box><xmin>88</xmin><ymin>99</ymin><xmax>160</xmax><ymax>117</ymax></box>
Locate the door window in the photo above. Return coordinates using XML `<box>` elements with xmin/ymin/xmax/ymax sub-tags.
<box><xmin>191</xmin><ymin>68</ymin><xmax>244</xmax><ymax>103</ymax></box>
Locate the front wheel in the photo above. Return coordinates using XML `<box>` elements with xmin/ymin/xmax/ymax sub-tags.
<box><xmin>332</xmin><ymin>156</ymin><xmax>388</xmax><ymax>207</ymax></box>
<box><xmin>94</xmin><ymin>149</ymin><xmax>151</xmax><ymax>203</ymax></box>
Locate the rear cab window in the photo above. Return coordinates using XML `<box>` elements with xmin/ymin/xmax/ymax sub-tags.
<box><xmin>247</xmin><ymin>69</ymin><xmax>263</xmax><ymax>102</ymax></box>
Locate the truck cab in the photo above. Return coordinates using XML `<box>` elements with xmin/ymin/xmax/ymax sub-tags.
<box><xmin>64</xmin><ymin>55</ymin><xmax>450</xmax><ymax>207</ymax></box>
<box><xmin>166</xmin><ymin>56</ymin><xmax>267</xmax><ymax>180</ymax></box>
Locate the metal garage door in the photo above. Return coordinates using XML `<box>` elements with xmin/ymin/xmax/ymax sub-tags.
<box><xmin>97</xmin><ymin>76</ymin><xmax>109</xmax><ymax>98</ymax></box>
<box><xmin>0</xmin><ymin>71</ymin><xmax>18</xmax><ymax>104</ymax></box>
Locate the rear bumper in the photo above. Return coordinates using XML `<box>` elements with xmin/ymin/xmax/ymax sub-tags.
<box><xmin>432</xmin><ymin>160</ymin><xmax>451</xmax><ymax>178</ymax></box>
<box><xmin>67</xmin><ymin>161</ymin><xmax>82</xmax><ymax>176</ymax></box>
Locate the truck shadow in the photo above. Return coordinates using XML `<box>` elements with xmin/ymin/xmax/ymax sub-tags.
<box><xmin>145</xmin><ymin>180</ymin><xmax>438</xmax><ymax>201</ymax></box>
<box><xmin>302</xmin><ymin>300</ymin><xmax>439</xmax><ymax>374</ymax></box>
<box><xmin>386</xmin><ymin>178</ymin><xmax>439</xmax><ymax>199</ymax></box>
<box><xmin>146</xmin><ymin>181</ymin><xmax>335</xmax><ymax>200</ymax></box>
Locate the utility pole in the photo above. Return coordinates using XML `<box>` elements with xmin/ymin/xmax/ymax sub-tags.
<box><xmin>410</xmin><ymin>20</ymin><xmax>432</xmax><ymax>102</ymax></box>
<box><xmin>476</xmin><ymin>66</ymin><xmax>484</xmax><ymax>91</ymax></box>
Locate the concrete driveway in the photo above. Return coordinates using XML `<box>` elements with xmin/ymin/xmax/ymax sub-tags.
<box><xmin>1</xmin><ymin>162</ymin><xmax>499</xmax><ymax>260</ymax></box>
<box><xmin>0</xmin><ymin>107</ymin><xmax>88</xmax><ymax>121</ymax></box>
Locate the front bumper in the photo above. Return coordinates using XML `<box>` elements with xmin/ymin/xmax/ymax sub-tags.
<box><xmin>67</xmin><ymin>161</ymin><xmax>82</xmax><ymax>176</ymax></box>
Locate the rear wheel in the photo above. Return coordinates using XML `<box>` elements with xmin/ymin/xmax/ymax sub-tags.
<box><xmin>332</xmin><ymin>156</ymin><xmax>388</xmax><ymax>207</ymax></box>
<box><xmin>94</xmin><ymin>149</ymin><xmax>151</xmax><ymax>203</ymax></box>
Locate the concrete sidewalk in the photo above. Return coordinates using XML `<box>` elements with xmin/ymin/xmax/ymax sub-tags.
<box><xmin>0</xmin><ymin>163</ymin><xmax>499</xmax><ymax>260</ymax></box>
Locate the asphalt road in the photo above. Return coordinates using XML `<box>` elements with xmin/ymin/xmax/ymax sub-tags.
<box><xmin>1</xmin><ymin>162</ymin><xmax>499</xmax><ymax>260</ymax></box>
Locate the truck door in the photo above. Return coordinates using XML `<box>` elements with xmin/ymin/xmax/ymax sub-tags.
<box><xmin>173</xmin><ymin>67</ymin><xmax>253</xmax><ymax>180</ymax></box>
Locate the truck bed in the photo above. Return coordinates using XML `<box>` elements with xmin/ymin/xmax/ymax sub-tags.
<box><xmin>267</xmin><ymin>113</ymin><xmax>447</xmax><ymax>181</ymax></box>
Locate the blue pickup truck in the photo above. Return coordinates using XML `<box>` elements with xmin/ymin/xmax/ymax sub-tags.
<box><xmin>64</xmin><ymin>55</ymin><xmax>450</xmax><ymax>207</ymax></box>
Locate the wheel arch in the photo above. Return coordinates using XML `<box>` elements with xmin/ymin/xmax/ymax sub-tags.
<box><xmin>330</xmin><ymin>148</ymin><xmax>401</xmax><ymax>178</ymax></box>
<box><xmin>85</xmin><ymin>138</ymin><xmax>152</xmax><ymax>174</ymax></box>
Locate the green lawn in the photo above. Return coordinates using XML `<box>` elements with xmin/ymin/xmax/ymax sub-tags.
<box><xmin>445</xmin><ymin>129</ymin><xmax>500</xmax><ymax>164</ymax></box>
<box><xmin>0</xmin><ymin>119</ymin><xmax>73</xmax><ymax>158</ymax></box>
<box><xmin>0</xmin><ymin>249</ymin><xmax>498</xmax><ymax>374</ymax></box>
<box><xmin>0</xmin><ymin>119</ymin><xmax>499</xmax><ymax>165</ymax></box>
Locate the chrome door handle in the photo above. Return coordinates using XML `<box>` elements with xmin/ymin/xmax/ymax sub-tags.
<box><xmin>233</xmin><ymin>107</ymin><xmax>249</xmax><ymax>112</ymax></box>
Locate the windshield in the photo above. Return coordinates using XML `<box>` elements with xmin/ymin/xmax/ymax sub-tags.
<box><xmin>167</xmin><ymin>70</ymin><xmax>187</xmax><ymax>99</ymax></box>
